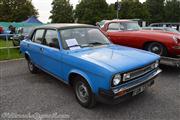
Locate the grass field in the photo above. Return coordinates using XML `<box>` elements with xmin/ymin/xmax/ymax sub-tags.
<box><xmin>0</xmin><ymin>39</ymin><xmax>23</xmax><ymax>61</ymax></box>
<box><xmin>0</xmin><ymin>39</ymin><xmax>13</xmax><ymax>47</ymax></box>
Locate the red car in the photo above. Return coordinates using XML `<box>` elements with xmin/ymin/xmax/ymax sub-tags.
<box><xmin>100</xmin><ymin>20</ymin><xmax>180</xmax><ymax>58</ymax></box>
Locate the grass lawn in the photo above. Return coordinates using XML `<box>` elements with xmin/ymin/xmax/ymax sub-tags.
<box><xmin>0</xmin><ymin>39</ymin><xmax>24</xmax><ymax>61</ymax></box>
<box><xmin>0</xmin><ymin>39</ymin><xmax>13</xmax><ymax>47</ymax></box>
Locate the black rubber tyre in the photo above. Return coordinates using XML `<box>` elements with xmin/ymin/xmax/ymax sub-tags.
<box><xmin>27</xmin><ymin>60</ymin><xmax>38</xmax><ymax>74</ymax></box>
<box><xmin>145</xmin><ymin>42</ymin><xmax>168</xmax><ymax>56</ymax></box>
<box><xmin>73</xmin><ymin>77</ymin><xmax>96</xmax><ymax>108</ymax></box>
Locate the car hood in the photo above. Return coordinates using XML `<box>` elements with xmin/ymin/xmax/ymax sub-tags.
<box><xmin>142</xmin><ymin>30</ymin><xmax>180</xmax><ymax>36</ymax></box>
<box><xmin>137</xmin><ymin>30</ymin><xmax>177</xmax><ymax>37</ymax></box>
<box><xmin>69</xmin><ymin>44</ymin><xmax>160</xmax><ymax>73</ymax></box>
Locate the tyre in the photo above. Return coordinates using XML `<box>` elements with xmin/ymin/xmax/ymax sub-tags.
<box><xmin>27</xmin><ymin>59</ymin><xmax>38</xmax><ymax>74</ymax></box>
<box><xmin>145</xmin><ymin>42</ymin><xmax>167</xmax><ymax>56</ymax></box>
<box><xmin>73</xmin><ymin>78</ymin><xmax>96</xmax><ymax>108</ymax></box>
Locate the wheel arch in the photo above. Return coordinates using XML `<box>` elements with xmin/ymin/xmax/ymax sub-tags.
<box><xmin>24</xmin><ymin>52</ymin><xmax>31</xmax><ymax>61</ymax></box>
<box><xmin>143</xmin><ymin>41</ymin><xmax>167</xmax><ymax>50</ymax></box>
<box><xmin>143</xmin><ymin>41</ymin><xmax>169</xmax><ymax>56</ymax></box>
<box><xmin>68</xmin><ymin>70</ymin><xmax>94</xmax><ymax>93</ymax></box>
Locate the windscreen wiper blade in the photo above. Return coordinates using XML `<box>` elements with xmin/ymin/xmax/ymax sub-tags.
<box><xmin>68</xmin><ymin>44</ymin><xmax>81</xmax><ymax>48</ymax></box>
<box><xmin>81</xmin><ymin>44</ymin><xmax>93</xmax><ymax>48</ymax></box>
<box><xmin>89</xmin><ymin>42</ymin><xmax>109</xmax><ymax>45</ymax></box>
<box><xmin>64</xmin><ymin>45</ymin><xmax>81</xmax><ymax>50</ymax></box>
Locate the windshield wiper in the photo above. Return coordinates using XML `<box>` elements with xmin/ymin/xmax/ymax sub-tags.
<box><xmin>64</xmin><ymin>44</ymin><xmax>81</xmax><ymax>50</ymax></box>
<box><xmin>81</xmin><ymin>44</ymin><xmax>93</xmax><ymax>48</ymax></box>
<box><xmin>88</xmin><ymin>42</ymin><xmax>109</xmax><ymax>46</ymax></box>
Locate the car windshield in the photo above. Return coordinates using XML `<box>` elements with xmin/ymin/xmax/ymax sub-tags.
<box><xmin>108</xmin><ymin>22</ymin><xmax>141</xmax><ymax>31</ymax></box>
<box><xmin>59</xmin><ymin>28</ymin><xmax>110</xmax><ymax>50</ymax></box>
<box><xmin>121</xmin><ymin>22</ymin><xmax>141</xmax><ymax>31</ymax></box>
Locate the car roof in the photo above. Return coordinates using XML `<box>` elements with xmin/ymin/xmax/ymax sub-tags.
<box><xmin>36</xmin><ymin>23</ymin><xmax>97</xmax><ymax>29</ymax></box>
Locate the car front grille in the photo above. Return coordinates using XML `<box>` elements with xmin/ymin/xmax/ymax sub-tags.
<box><xmin>122</xmin><ymin>62</ymin><xmax>156</xmax><ymax>82</ymax></box>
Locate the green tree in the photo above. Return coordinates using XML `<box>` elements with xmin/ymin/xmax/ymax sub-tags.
<box><xmin>164</xmin><ymin>0</ymin><xmax>180</xmax><ymax>22</ymax></box>
<box><xmin>50</xmin><ymin>0</ymin><xmax>74</xmax><ymax>23</ymax></box>
<box><xmin>106</xmin><ymin>4</ymin><xmax>117</xmax><ymax>20</ymax></box>
<box><xmin>0</xmin><ymin>0</ymin><xmax>38</xmax><ymax>22</ymax></box>
<box><xmin>75</xmin><ymin>0</ymin><xmax>109</xmax><ymax>25</ymax></box>
<box><xmin>145</xmin><ymin>0</ymin><xmax>165</xmax><ymax>22</ymax></box>
<box><xmin>118</xmin><ymin>0</ymin><xmax>150</xmax><ymax>20</ymax></box>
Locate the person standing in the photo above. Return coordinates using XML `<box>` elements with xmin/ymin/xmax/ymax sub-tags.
<box><xmin>0</xmin><ymin>26</ymin><xmax>3</xmax><ymax>34</ymax></box>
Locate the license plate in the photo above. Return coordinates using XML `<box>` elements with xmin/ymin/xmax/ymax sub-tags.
<box><xmin>132</xmin><ymin>85</ymin><xmax>146</xmax><ymax>96</ymax></box>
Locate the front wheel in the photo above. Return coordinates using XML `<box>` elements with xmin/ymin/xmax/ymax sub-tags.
<box><xmin>145</xmin><ymin>42</ymin><xmax>167</xmax><ymax>56</ymax></box>
<box><xmin>28</xmin><ymin>60</ymin><xmax>38</xmax><ymax>74</ymax></box>
<box><xmin>73</xmin><ymin>78</ymin><xmax>96</xmax><ymax>108</ymax></box>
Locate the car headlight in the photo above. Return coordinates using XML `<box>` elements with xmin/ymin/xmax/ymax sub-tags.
<box><xmin>112</xmin><ymin>74</ymin><xmax>121</xmax><ymax>86</ymax></box>
<box><xmin>172</xmin><ymin>36</ymin><xmax>180</xmax><ymax>44</ymax></box>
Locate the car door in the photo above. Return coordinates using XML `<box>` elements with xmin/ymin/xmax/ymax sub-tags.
<box><xmin>106</xmin><ymin>22</ymin><xmax>130</xmax><ymax>46</ymax></box>
<box><xmin>106</xmin><ymin>22</ymin><xmax>140</xmax><ymax>48</ymax></box>
<box><xmin>41</xmin><ymin>29</ymin><xmax>63</xmax><ymax>78</ymax></box>
<box><xmin>28</xmin><ymin>29</ymin><xmax>45</xmax><ymax>67</ymax></box>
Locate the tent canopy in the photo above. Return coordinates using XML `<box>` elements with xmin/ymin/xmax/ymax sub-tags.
<box><xmin>23</xmin><ymin>16</ymin><xmax>43</xmax><ymax>24</ymax></box>
<box><xmin>0</xmin><ymin>16</ymin><xmax>43</xmax><ymax>30</ymax></box>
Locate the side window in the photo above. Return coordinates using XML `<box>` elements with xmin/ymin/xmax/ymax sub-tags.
<box><xmin>33</xmin><ymin>29</ymin><xmax>45</xmax><ymax>44</ymax></box>
<box><xmin>44</xmin><ymin>30</ymin><xmax>60</xmax><ymax>49</ymax></box>
<box><xmin>108</xmin><ymin>23</ymin><xmax>120</xmax><ymax>30</ymax></box>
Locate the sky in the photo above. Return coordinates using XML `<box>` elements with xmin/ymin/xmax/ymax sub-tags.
<box><xmin>32</xmin><ymin>0</ymin><xmax>146</xmax><ymax>23</ymax></box>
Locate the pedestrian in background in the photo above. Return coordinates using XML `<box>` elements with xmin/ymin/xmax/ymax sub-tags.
<box><xmin>8</xmin><ymin>25</ymin><xmax>16</xmax><ymax>34</ymax></box>
<box><xmin>0</xmin><ymin>26</ymin><xmax>3</xmax><ymax>34</ymax></box>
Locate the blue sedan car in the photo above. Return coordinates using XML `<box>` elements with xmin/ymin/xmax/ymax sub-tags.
<box><xmin>20</xmin><ymin>24</ymin><xmax>161</xmax><ymax>108</ymax></box>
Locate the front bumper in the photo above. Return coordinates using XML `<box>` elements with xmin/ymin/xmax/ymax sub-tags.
<box><xmin>97</xmin><ymin>69</ymin><xmax>162</xmax><ymax>104</ymax></box>
<box><xmin>171</xmin><ymin>46</ymin><xmax>180</xmax><ymax>57</ymax></box>
<box><xmin>173</xmin><ymin>46</ymin><xmax>180</xmax><ymax>50</ymax></box>
<box><xmin>161</xmin><ymin>56</ymin><xmax>180</xmax><ymax>67</ymax></box>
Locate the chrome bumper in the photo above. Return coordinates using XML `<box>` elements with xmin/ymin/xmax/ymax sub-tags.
<box><xmin>161</xmin><ymin>57</ymin><xmax>180</xmax><ymax>67</ymax></box>
<box><xmin>113</xmin><ymin>69</ymin><xmax>162</xmax><ymax>94</ymax></box>
<box><xmin>173</xmin><ymin>46</ymin><xmax>180</xmax><ymax>50</ymax></box>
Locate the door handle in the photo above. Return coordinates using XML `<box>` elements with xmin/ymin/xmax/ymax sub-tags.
<box><xmin>40</xmin><ymin>47</ymin><xmax>44</xmax><ymax>52</ymax></box>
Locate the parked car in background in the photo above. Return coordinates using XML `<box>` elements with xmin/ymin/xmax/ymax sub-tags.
<box><xmin>0</xmin><ymin>30</ymin><xmax>13</xmax><ymax>40</ymax></box>
<box><xmin>20</xmin><ymin>24</ymin><xmax>161</xmax><ymax>108</ymax></box>
<box><xmin>142</xmin><ymin>27</ymin><xmax>180</xmax><ymax>34</ymax></box>
<box><xmin>100</xmin><ymin>20</ymin><xmax>180</xmax><ymax>58</ymax></box>
<box><xmin>97</xmin><ymin>19</ymin><xmax>142</xmax><ymax>28</ymax></box>
<box><xmin>12</xmin><ymin>27</ymin><xmax>34</xmax><ymax>46</ymax></box>
<box><xmin>149</xmin><ymin>23</ymin><xmax>180</xmax><ymax>32</ymax></box>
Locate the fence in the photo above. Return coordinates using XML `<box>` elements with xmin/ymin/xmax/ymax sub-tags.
<box><xmin>0</xmin><ymin>34</ymin><xmax>23</xmax><ymax>60</ymax></box>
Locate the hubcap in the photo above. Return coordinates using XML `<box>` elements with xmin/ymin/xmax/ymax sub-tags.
<box><xmin>152</xmin><ymin>46</ymin><xmax>159</xmax><ymax>52</ymax></box>
<box><xmin>75</xmin><ymin>81</ymin><xmax>89</xmax><ymax>103</ymax></box>
<box><xmin>28</xmin><ymin>61</ymin><xmax>33</xmax><ymax>71</ymax></box>
<box><xmin>150</xmin><ymin>45</ymin><xmax>162</xmax><ymax>55</ymax></box>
